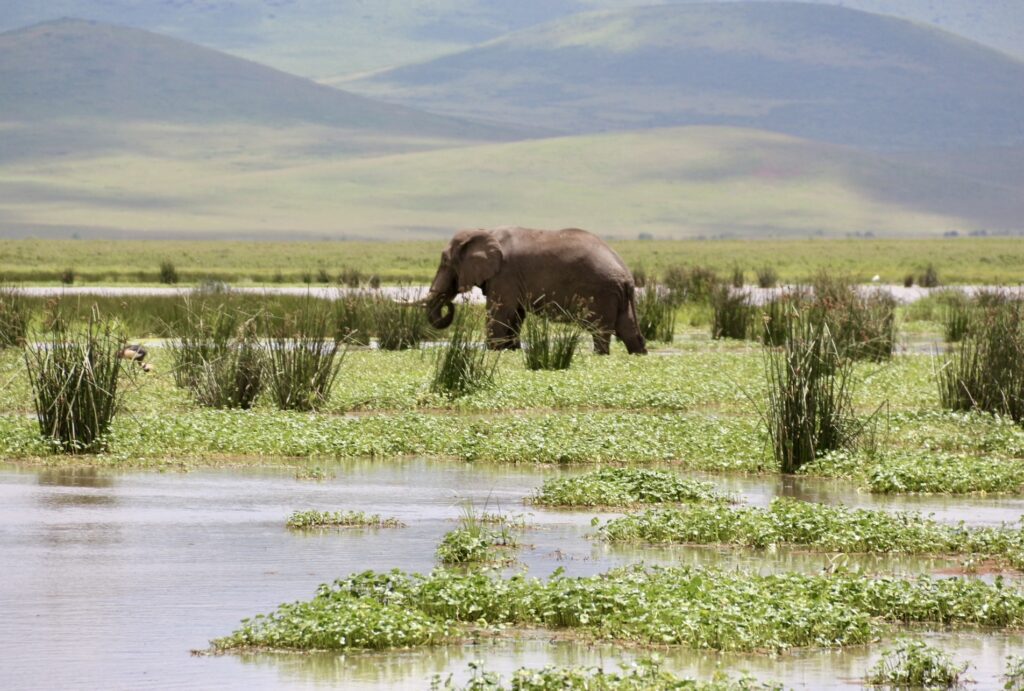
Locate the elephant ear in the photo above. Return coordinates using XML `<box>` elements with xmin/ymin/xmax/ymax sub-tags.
<box><xmin>455</xmin><ymin>230</ymin><xmax>503</xmax><ymax>292</ymax></box>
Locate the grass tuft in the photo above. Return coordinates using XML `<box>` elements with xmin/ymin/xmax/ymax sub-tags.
<box><xmin>0</xmin><ymin>284</ymin><xmax>31</xmax><ymax>348</ymax></box>
<box><xmin>23</xmin><ymin>312</ymin><xmax>125</xmax><ymax>453</ymax></box>
<box><xmin>263</xmin><ymin>298</ymin><xmax>345</xmax><ymax>411</ymax></box>
<box><xmin>436</xmin><ymin>503</ymin><xmax>518</xmax><ymax>565</ymax></box>
<box><xmin>636</xmin><ymin>280</ymin><xmax>677</xmax><ymax>343</ymax></box>
<box><xmin>711</xmin><ymin>284</ymin><xmax>753</xmax><ymax>340</ymax></box>
<box><xmin>430</xmin><ymin>311</ymin><xmax>498</xmax><ymax>397</ymax></box>
<box><xmin>522</xmin><ymin>310</ymin><xmax>584</xmax><ymax>371</ymax></box>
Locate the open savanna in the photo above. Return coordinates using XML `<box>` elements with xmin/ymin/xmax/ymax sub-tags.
<box><xmin>3</xmin><ymin>235</ymin><xmax>1024</xmax><ymax>285</ymax></box>
<box><xmin>3</xmin><ymin>124</ymin><xmax>1017</xmax><ymax>243</ymax></box>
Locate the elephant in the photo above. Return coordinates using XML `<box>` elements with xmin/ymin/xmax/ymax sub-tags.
<box><xmin>423</xmin><ymin>226</ymin><xmax>647</xmax><ymax>355</ymax></box>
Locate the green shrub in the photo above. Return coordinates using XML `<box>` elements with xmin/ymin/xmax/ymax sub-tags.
<box><xmin>23</xmin><ymin>314</ymin><xmax>125</xmax><ymax>453</ymax></box>
<box><xmin>158</xmin><ymin>260</ymin><xmax>178</xmax><ymax>285</ymax></box>
<box><xmin>866</xmin><ymin>640</ymin><xmax>968</xmax><ymax>688</ymax></box>
<box><xmin>756</xmin><ymin>265</ymin><xmax>779</xmax><ymax>289</ymax></box>
<box><xmin>263</xmin><ymin>299</ymin><xmax>345</xmax><ymax>411</ymax></box>
<box><xmin>430</xmin><ymin>311</ymin><xmax>497</xmax><ymax>397</ymax></box>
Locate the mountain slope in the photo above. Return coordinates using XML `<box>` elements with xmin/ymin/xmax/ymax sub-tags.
<box><xmin>345</xmin><ymin>2</ymin><xmax>1024</xmax><ymax>149</ymax></box>
<box><xmin>0</xmin><ymin>18</ymin><xmax>521</xmax><ymax>141</ymax></box>
<box><xmin>0</xmin><ymin>2</ymin><xmax>1020</xmax><ymax>80</ymax></box>
<box><xmin>2</xmin><ymin>126</ymin><xmax>1018</xmax><ymax>240</ymax></box>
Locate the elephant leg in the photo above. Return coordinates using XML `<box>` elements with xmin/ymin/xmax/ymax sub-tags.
<box><xmin>593</xmin><ymin>330</ymin><xmax>612</xmax><ymax>355</ymax></box>
<box><xmin>486</xmin><ymin>303</ymin><xmax>521</xmax><ymax>350</ymax></box>
<box><xmin>616</xmin><ymin>303</ymin><xmax>648</xmax><ymax>355</ymax></box>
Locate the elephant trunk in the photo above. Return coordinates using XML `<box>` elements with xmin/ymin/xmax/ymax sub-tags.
<box><xmin>428</xmin><ymin>297</ymin><xmax>455</xmax><ymax>329</ymax></box>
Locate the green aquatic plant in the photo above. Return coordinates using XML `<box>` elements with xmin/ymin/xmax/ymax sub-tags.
<box><xmin>530</xmin><ymin>468</ymin><xmax>727</xmax><ymax>508</ymax></box>
<box><xmin>431</xmin><ymin>657</ymin><xmax>781</xmax><ymax>691</ymax></box>
<box><xmin>597</xmin><ymin>498</ymin><xmax>1024</xmax><ymax>568</ymax></box>
<box><xmin>865</xmin><ymin>639</ymin><xmax>968</xmax><ymax>688</ymax></box>
<box><xmin>521</xmin><ymin>309</ymin><xmax>585</xmax><ymax>371</ymax></box>
<box><xmin>0</xmin><ymin>284</ymin><xmax>30</xmax><ymax>348</ymax></box>
<box><xmin>1005</xmin><ymin>655</ymin><xmax>1024</xmax><ymax>691</ymax></box>
<box><xmin>436</xmin><ymin>503</ymin><xmax>518</xmax><ymax>565</ymax></box>
<box><xmin>215</xmin><ymin>565</ymin><xmax>1024</xmax><ymax>654</ymax></box>
<box><xmin>636</xmin><ymin>280</ymin><xmax>677</xmax><ymax>343</ymax></box>
<box><xmin>710</xmin><ymin>283</ymin><xmax>753</xmax><ymax>340</ymax></box>
<box><xmin>262</xmin><ymin>298</ymin><xmax>345</xmax><ymax>412</ymax></box>
<box><xmin>286</xmin><ymin>510</ymin><xmax>405</xmax><ymax>529</ymax></box>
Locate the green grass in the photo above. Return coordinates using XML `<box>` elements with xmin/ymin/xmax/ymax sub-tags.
<box><xmin>436</xmin><ymin>503</ymin><xmax>519</xmax><ymax>565</ymax></box>
<box><xmin>286</xmin><ymin>510</ymin><xmax>405</xmax><ymax>529</ymax></box>
<box><xmin>214</xmin><ymin>565</ymin><xmax>1024</xmax><ymax>653</ymax></box>
<box><xmin>529</xmin><ymin>468</ymin><xmax>728</xmax><ymax>508</ymax></box>
<box><xmin>5</xmin><ymin>237</ymin><xmax>1024</xmax><ymax>286</ymax></box>
<box><xmin>597</xmin><ymin>498</ymin><xmax>1024</xmax><ymax>568</ymax></box>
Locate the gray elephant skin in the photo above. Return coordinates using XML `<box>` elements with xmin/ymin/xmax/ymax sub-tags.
<box><xmin>424</xmin><ymin>226</ymin><xmax>647</xmax><ymax>355</ymax></box>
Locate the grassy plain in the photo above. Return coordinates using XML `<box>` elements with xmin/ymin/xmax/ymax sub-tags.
<box><xmin>4</xmin><ymin>237</ymin><xmax>1024</xmax><ymax>285</ymax></box>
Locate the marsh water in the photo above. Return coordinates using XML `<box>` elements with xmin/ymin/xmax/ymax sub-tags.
<box><xmin>1</xmin><ymin>459</ymin><xmax>1022</xmax><ymax>689</ymax></box>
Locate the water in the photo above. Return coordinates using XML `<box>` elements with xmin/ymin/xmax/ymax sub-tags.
<box><xmin>1</xmin><ymin>460</ymin><xmax>1021</xmax><ymax>689</ymax></box>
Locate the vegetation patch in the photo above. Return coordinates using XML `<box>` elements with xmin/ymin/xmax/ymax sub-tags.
<box><xmin>596</xmin><ymin>498</ymin><xmax>1024</xmax><ymax>569</ymax></box>
<box><xmin>436</xmin><ymin>504</ymin><xmax>519</xmax><ymax>565</ymax></box>
<box><xmin>432</xmin><ymin>657</ymin><xmax>781</xmax><ymax>691</ymax></box>
<box><xmin>865</xmin><ymin>639</ymin><xmax>968</xmax><ymax>688</ymax></box>
<box><xmin>214</xmin><ymin>565</ymin><xmax>1024</xmax><ymax>653</ymax></box>
<box><xmin>286</xmin><ymin>510</ymin><xmax>405</xmax><ymax>529</ymax></box>
<box><xmin>529</xmin><ymin>468</ymin><xmax>728</xmax><ymax>508</ymax></box>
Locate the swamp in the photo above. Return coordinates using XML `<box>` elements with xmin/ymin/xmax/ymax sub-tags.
<box><xmin>2</xmin><ymin>281</ymin><xmax>1024</xmax><ymax>689</ymax></box>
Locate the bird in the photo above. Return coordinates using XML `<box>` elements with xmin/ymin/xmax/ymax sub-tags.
<box><xmin>117</xmin><ymin>345</ymin><xmax>152</xmax><ymax>372</ymax></box>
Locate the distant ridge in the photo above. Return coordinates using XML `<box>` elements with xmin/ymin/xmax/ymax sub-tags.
<box><xmin>0</xmin><ymin>18</ymin><xmax>524</xmax><ymax>141</ymax></box>
<box><xmin>345</xmin><ymin>2</ymin><xmax>1024</xmax><ymax>149</ymax></box>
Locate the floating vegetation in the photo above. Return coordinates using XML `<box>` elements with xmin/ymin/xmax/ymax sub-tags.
<box><xmin>597</xmin><ymin>498</ymin><xmax>1024</xmax><ymax>568</ymax></box>
<box><xmin>432</xmin><ymin>657</ymin><xmax>781</xmax><ymax>691</ymax></box>
<box><xmin>23</xmin><ymin>314</ymin><xmax>125</xmax><ymax>453</ymax></box>
<box><xmin>865</xmin><ymin>639</ymin><xmax>968</xmax><ymax>688</ymax></box>
<box><xmin>214</xmin><ymin>565</ymin><xmax>1024</xmax><ymax>653</ymax></box>
<box><xmin>530</xmin><ymin>468</ymin><xmax>727</xmax><ymax>508</ymax></box>
<box><xmin>286</xmin><ymin>510</ymin><xmax>405</xmax><ymax>529</ymax></box>
<box><xmin>1006</xmin><ymin>655</ymin><xmax>1024</xmax><ymax>691</ymax></box>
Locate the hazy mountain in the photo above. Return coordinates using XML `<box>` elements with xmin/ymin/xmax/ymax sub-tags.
<box><xmin>344</xmin><ymin>3</ymin><xmax>1024</xmax><ymax>149</ymax></box>
<box><xmin>0</xmin><ymin>18</ymin><xmax>521</xmax><ymax>142</ymax></box>
<box><xmin>0</xmin><ymin>1</ymin><xmax>1019</xmax><ymax>80</ymax></box>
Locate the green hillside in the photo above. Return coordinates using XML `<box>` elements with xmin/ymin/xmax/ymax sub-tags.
<box><xmin>346</xmin><ymin>2</ymin><xmax>1024</xmax><ymax>149</ymax></box>
<box><xmin>3</xmin><ymin>126</ymin><xmax>1017</xmax><ymax>239</ymax></box>
<box><xmin>0</xmin><ymin>19</ymin><xmax>521</xmax><ymax>142</ymax></box>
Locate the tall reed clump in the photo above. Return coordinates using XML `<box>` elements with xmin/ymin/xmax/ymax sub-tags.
<box><xmin>756</xmin><ymin>265</ymin><xmax>779</xmax><ymax>289</ymax></box>
<box><xmin>636</xmin><ymin>280</ymin><xmax>676</xmax><ymax>343</ymax></box>
<box><xmin>762</xmin><ymin>313</ymin><xmax>874</xmax><ymax>473</ymax></box>
<box><xmin>521</xmin><ymin>308</ymin><xmax>585</xmax><ymax>370</ymax></box>
<box><xmin>0</xmin><ymin>284</ymin><xmax>31</xmax><ymax>348</ymax></box>
<box><xmin>810</xmin><ymin>274</ymin><xmax>897</xmax><ymax>361</ymax></box>
<box><xmin>371</xmin><ymin>293</ymin><xmax>431</xmax><ymax>350</ymax></box>
<box><xmin>662</xmin><ymin>265</ymin><xmax>718</xmax><ymax>304</ymax></box>
<box><xmin>23</xmin><ymin>313</ymin><xmax>125</xmax><ymax>453</ymax></box>
<box><xmin>430</xmin><ymin>311</ymin><xmax>497</xmax><ymax>397</ymax></box>
<box><xmin>940</xmin><ymin>290</ymin><xmax>972</xmax><ymax>342</ymax></box>
<box><xmin>263</xmin><ymin>299</ymin><xmax>345</xmax><ymax>411</ymax></box>
<box><xmin>758</xmin><ymin>291</ymin><xmax>805</xmax><ymax>346</ymax></box>
<box><xmin>168</xmin><ymin>300</ymin><xmax>265</xmax><ymax>408</ymax></box>
<box><xmin>939</xmin><ymin>300</ymin><xmax>1024</xmax><ymax>423</ymax></box>
<box><xmin>158</xmin><ymin>260</ymin><xmax>179</xmax><ymax>285</ymax></box>
<box><xmin>710</xmin><ymin>283</ymin><xmax>753</xmax><ymax>340</ymax></box>
<box><xmin>334</xmin><ymin>291</ymin><xmax>375</xmax><ymax>346</ymax></box>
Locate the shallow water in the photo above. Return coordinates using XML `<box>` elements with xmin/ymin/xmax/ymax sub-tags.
<box><xmin>1</xmin><ymin>459</ymin><xmax>1022</xmax><ymax>689</ymax></box>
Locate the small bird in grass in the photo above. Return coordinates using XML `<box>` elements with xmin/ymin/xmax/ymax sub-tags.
<box><xmin>117</xmin><ymin>344</ymin><xmax>152</xmax><ymax>372</ymax></box>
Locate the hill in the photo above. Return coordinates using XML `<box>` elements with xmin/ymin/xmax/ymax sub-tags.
<box><xmin>2</xmin><ymin>126</ymin><xmax>1018</xmax><ymax>240</ymax></box>
<box><xmin>344</xmin><ymin>2</ymin><xmax>1024</xmax><ymax>149</ymax></box>
<box><xmin>0</xmin><ymin>18</ymin><xmax>522</xmax><ymax>142</ymax></box>
<box><xmin>0</xmin><ymin>2</ymin><xmax>1020</xmax><ymax>79</ymax></box>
